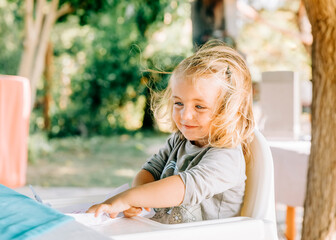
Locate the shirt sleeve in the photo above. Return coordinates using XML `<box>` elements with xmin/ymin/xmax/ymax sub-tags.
<box><xmin>178</xmin><ymin>147</ymin><xmax>246</xmax><ymax>205</ymax></box>
<box><xmin>142</xmin><ymin>133</ymin><xmax>177</xmax><ymax>180</ymax></box>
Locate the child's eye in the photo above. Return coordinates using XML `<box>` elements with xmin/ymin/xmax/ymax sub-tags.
<box><xmin>195</xmin><ymin>105</ymin><xmax>205</xmax><ymax>109</ymax></box>
<box><xmin>174</xmin><ymin>102</ymin><xmax>183</xmax><ymax>106</ymax></box>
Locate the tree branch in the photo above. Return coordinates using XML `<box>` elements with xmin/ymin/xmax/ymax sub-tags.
<box><xmin>24</xmin><ymin>0</ymin><xmax>34</xmax><ymax>37</ymax></box>
<box><xmin>56</xmin><ymin>3</ymin><xmax>75</xmax><ymax>20</ymax></box>
<box><xmin>19</xmin><ymin>0</ymin><xmax>35</xmax><ymax>78</ymax></box>
<box><xmin>34</xmin><ymin>0</ymin><xmax>45</xmax><ymax>37</ymax></box>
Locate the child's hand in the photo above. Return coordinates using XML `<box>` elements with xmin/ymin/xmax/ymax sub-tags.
<box><xmin>123</xmin><ymin>207</ymin><xmax>151</xmax><ymax>218</ymax></box>
<box><xmin>86</xmin><ymin>197</ymin><xmax>132</xmax><ymax>218</ymax></box>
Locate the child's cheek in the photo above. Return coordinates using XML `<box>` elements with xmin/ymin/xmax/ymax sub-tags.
<box><xmin>202</xmin><ymin>114</ymin><xmax>212</xmax><ymax>125</ymax></box>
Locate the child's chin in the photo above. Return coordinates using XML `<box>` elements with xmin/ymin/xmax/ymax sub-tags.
<box><xmin>183</xmin><ymin>135</ymin><xmax>203</xmax><ymax>143</ymax></box>
<box><xmin>181</xmin><ymin>134</ymin><xmax>196</xmax><ymax>141</ymax></box>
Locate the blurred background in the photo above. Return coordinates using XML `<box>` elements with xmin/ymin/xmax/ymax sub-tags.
<box><xmin>0</xmin><ymin>0</ymin><xmax>312</xmax><ymax>188</ymax></box>
<box><xmin>1</xmin><ymin>1</ymin><xmax>319</xmax><ymax>239</ymax></box>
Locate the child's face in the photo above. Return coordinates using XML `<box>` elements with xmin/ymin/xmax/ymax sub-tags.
<box><xmin>171</xmin><ymin>76</ymin><xmax>220</xmax><ymax>147</ymax></box>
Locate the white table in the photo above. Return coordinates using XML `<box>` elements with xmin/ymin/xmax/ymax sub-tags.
<box><xmin>270</xmin><ymin>140</ymin><xmax>310</xmax><ymax>207</ymax></box>
<box><xmin>269</xmin><ymin>140</ymin><xmax>310</xmax><ymax>240</ymax></box>
<box><xmin>40</xmin><ymin>195</ymin><xmax>277</xmax><ymax>240</ymax></box>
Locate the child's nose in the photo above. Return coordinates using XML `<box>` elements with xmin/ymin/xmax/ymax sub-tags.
<box><xmin>181</xmin><ymin>107</ymin><xmax>194</xmax><ymax>120</ymax></box>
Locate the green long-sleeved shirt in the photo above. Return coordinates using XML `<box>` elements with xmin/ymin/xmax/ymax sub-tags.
<box><xmin>143</xmin><ymin>132</ymin><xmax>246</xmax><ymax>223</ymax></box>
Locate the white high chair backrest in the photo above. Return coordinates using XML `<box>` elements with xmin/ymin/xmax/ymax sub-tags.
<box><xmin>240</xmin><ymin>129</ymin><xmax>277</xmax><ymax>224</ymax></box>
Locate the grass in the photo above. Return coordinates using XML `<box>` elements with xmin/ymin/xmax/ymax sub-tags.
<box><xmin>27</xmin><ymin>131</ymin><xmax>169</xmax><ymax>187</ymax></box>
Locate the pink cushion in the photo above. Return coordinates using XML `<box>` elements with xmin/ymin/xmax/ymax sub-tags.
<box><xmin>0</xmin><ymin>75</ymin><xmax>30</xmax><ymax>188</ymax></box>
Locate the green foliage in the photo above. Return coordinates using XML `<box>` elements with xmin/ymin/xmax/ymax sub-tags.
<box><xmin>1</xmin><ymin>0</ymin><xmax>311</xmax><ymax>142</ymax></box>
<box><xmin>0</xmin><ymin>1</ymin><xmax>23</xmax><ymax>75</ymax></box>
<box><xmin>135</xmin><ymin>0</ymin><xmax>165</xmax><ymax>35</ymax></box>
<box><xmin>0</xmin><ymin>0</ymin><xmax>191</xmax><ymax>137</ymax></box>
<box><xmin>44</xmin><ymin>0</ymin><xmax>191</xmax><ymax>137</ymax></box>
<box><xmin>49</xmin><ymin>3</ymin><xmax>147</xmax><ymax>137</ymax></box>
<box><xmin>58</xmin><ymin>0</ymin><xmax>106</xmax><ymax>25</ymax></box>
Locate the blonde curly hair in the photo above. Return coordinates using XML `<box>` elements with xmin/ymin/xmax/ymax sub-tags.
<box><xmin>151</xmin><ymin>40</ymin><xmax>255</xmax><ymax>161</ymax></box>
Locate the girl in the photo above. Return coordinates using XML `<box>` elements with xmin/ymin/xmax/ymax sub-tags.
<box><xmin>87</xmin><ymin>40</ymin><xmax>255</xmax><ymax>224</ymax></box>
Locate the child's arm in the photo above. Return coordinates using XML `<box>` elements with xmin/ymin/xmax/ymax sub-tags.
<box><xmin>123</xmin><ymin>169</ymin><xmax>155</xmax><ymax>217</ymax></box>
<box><xmin>87</xmin><ymin>175</ymin><xmax>185</xmax><ymax>218</ymax></box>
<box><xmin>132</xmin><ymin>169</ymin><xmax>155</xmax><ymax>187</ymax></box>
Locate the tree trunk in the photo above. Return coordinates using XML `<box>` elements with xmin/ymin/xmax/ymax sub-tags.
<box><xmin>18</xmin><ymin>0</ymin><xmax>45</xmax><ymax>79</ymax></box>
<box><xmin>141</xmin><ymin>85</ymin><xmax>155</xmax><ymax>130</ymax></box>
<box><xmin>30</xmin><ymin>0</ymin><xmax>58</xmax><ymax>108</ymax></box>
<box><xmin>43</xmin><ymin>41</ymin><xmax>53</xmax><ymax>130</ymax></box>
<box><xmin>18</xmin><ymin>0</ymin><xmax>35</xmax><ymax>78</ymax></box>
<box><xmin>302</xmin><ymin>0</ymin><xmax>336</xmax><ymax>239</ymax></box>
<box><xmin>191</xmin><ymin>0</ymin><xmax>226</xmax><ymax>47</ymax></box>
<box><xmin>18</xmin><ymin>0</ymin><xmax>73</xmax><ymax>109</ymax></box>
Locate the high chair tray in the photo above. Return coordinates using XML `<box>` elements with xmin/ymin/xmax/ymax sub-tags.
<box><xmin>46</xmin><ymin>195</ymin><xmax>276</xmax><ymax>240</ymax></box>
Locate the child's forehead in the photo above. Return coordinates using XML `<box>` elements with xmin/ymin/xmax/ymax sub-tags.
<box><xmin>171</xmin><ymin>74</ymin><xmax>221</xmax><ymax>88</ymax></box>
<box><xmin>171</xmin><ymin>75</ymin><xmax>222</xmax><ymax>99</ymax></box>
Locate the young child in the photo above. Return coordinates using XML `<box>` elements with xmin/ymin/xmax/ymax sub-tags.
<box><xmin>87</xmin><ymin>40</ymin><xmax>255</xmax><ymax>224</ymax></box>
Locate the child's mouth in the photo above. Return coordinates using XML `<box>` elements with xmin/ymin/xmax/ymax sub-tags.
<box><xmin>183</xmin><ymin>125</ymin><xmax>197</xmax><ymax>129</ymax></box>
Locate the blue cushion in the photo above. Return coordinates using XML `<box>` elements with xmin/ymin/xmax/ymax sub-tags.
<box><xmin>0</xmin><ymin>184</ymin><xmax>73</xmax><ymax>240</ymax></box>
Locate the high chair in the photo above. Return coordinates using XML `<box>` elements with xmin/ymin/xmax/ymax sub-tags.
<box><xmin>240</xmin><ymin>128</ymin><xmax>278</xmax><ymax>239</ymax></box>
<box><xmin>42</xmin><ymin>129</ymin><xmax>278</xmax><ymax>240</ymax></box>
